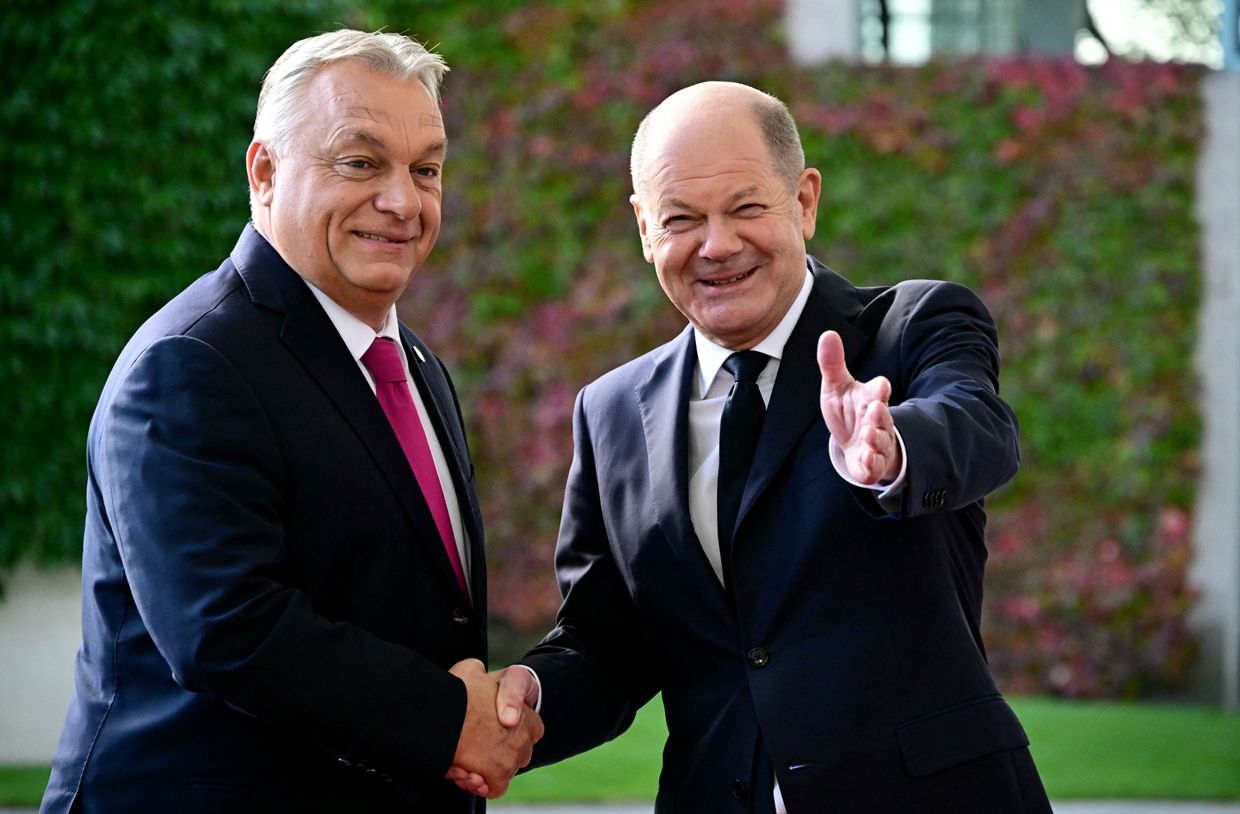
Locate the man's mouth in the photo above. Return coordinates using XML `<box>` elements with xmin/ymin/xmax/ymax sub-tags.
<box><xmin>702</xmin><ymin>268</ymin><xmax>755</xmax><ymax>286</ymax></box>
<box><xmin>356</xmin><ymin>231</ymin><xmax>409</xmax><ymax>244</ymax></box>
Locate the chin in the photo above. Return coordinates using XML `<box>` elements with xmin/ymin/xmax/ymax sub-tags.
<box><xmin>353</xmin><ymin>264</ymin><xmax>417</xmax><ymax>290</ymax></box>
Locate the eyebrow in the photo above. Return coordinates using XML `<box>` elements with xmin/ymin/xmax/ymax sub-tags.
<box><xmin>422</xmin><ymin>140</ymin><xmax>448</xmax><ymax>158</ymax></box>
<box><xmin>329</xmin><ymin>131</ymin><xmax>448</xmax><ymax>160</ymax></box>
<box><xmin>727</xmin><ymin>185</ymin><xmax>761</xmax><ymax>205</ymax></box>
<box><xmin>660</xmin><ymin>186</ymin><xmax>762</xmax><ymax>214</ymax></box>
<box><xmin>330</xmin><ymin>129</ymin><xmax>387</xmax><ymax>150</ymax></box>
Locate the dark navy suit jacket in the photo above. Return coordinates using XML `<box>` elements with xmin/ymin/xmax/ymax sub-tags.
<box><xmin>41</xmin><ymin>226</ymin><xmax>486</xmax><ymax>813</ymax></box>
<box><xmin>522</xmin><ymin>259</ymin><xmax>1051</xmax><ymax>813</ymax></box>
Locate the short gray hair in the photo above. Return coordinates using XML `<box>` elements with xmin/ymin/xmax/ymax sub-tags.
<box><xmin>630</xmin><ymin>89</ymin><xmax>805</xmax><ymax>203</ymax></box>
<box><xmin>253</xmin><ymin>29</ymin><xmax>448</xmax><ymax>157</ymax></box>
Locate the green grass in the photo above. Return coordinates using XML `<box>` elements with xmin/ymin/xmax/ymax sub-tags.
<box><xmin>4</xmin><ymin>697</ymin><xmax>1238</xmax><ymax>806</ymax></box>
<box><xmin>1014</xmin><ymin>697</ymin><xmax>1240</xmax><ymax>801</ymax></box>
<box><xmin>504</xmin><ymin>695</ymin><xmax>1240</xmax><ymax>804</ymax></box>
<box><xmin>0</xmin><ymin>764</ymin><xmax>49</xmax><ymax>807</ymax></box>
<box><xmin>505</xmin><ymin>697</ymin><xmax>667</xmax><ymax>803</ymax></box>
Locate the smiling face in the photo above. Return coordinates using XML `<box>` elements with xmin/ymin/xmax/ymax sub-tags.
<box><xmin>247</xmin><ymin>59</ymin><xmax>446</xmax><ymax>328</ymax></box>
<box><xmin>631</xmin><ymin>85</ymin><xmax>820</xmax><ymax>350</ymax></box>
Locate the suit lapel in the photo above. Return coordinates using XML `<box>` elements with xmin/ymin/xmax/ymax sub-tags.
<box><xmin>737</xmin><ymin>263</ymin><xmax>872</xmax><ymax>530</ymax></box>
<box><xmin>399</xmin><ymin>325</ymin><xmax>485</xmax><ymax>606</ymax></box>
<box><xmin>231</xmin><ymin>227</ymin><xmax>469</xmax><ymax>600</ymax></box>
<box><xmin>636</xmin><ymin>327</ymin><xmax>733</xmax><ymax>618</ymax></box>
<box><xmin>279</xmin><ymin>294</ymin><xmax>451</xmax><ymax>549</ymax></box>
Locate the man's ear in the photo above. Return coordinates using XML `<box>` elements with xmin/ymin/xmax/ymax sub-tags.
<box><xmin>797</xmin><ymin>168</ymin><xmax>822</xmax><ymax>241</ymax></box>
<box><xmin>630</xmin><ymin>194</ymin><xmax>655</xmax><ymax>264</ymax></box>
<box><xmin>247</xmin><ymin>140</ymin><xmax>276</xmax><ymax>207</ymax></box>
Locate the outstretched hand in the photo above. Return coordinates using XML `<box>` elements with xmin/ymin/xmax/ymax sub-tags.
<box><xmin>818</xmin><ymin>330</ymin><xmax>901</xmax><ymax>485</ymax></box>
<box><xmin>444</xmin><ymin>659</ymin><xmax>543</xmax><ymax>799</ymax></box>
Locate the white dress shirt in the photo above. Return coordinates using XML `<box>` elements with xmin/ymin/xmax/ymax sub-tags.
<box><xmin>688</xmin><ymin>270</ymin><xmax>907</xmax><ymax>585</ymax></box>
<box><xmin>303</xmin><ymin>281</ymin><xmax>471</xmax><ymax>593</ymax></box>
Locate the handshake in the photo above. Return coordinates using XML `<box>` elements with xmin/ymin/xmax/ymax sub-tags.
<box><xmin>445</xmin><ymin>659</ymin><xmax>544</xmax><ymax>799</ymax></box>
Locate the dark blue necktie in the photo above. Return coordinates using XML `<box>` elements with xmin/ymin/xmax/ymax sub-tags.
<box><xmin>717</xmin><ymin>350</ymin><xmax>768</xmax><ymax>592</ymax></box>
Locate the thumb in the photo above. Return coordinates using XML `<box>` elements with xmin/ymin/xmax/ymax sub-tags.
<box><xmin>495</xmin><ymin>667</ymin><xmax>536</xmax><ymax>727</ymax></box>
<box><xmin>817</xmin><ymin>330</ymin><xmax>852</xmax><ymax>392</ymax></box>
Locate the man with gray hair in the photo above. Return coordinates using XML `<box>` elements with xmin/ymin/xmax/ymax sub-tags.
<box><xmin>40</xmin><ymin>29</ymin><xmax>539</xmax><ymax>813</ymax></box>
<box><xmin>473</xmin><ymin>81</ymin><xmax>1051</xmax><ymax>813</ymax></box>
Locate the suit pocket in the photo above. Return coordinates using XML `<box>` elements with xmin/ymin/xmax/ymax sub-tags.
<box><xmin>896</xmin><ymin>695</ymin><xmax>1029</xmax><ymax>777</ymax></box>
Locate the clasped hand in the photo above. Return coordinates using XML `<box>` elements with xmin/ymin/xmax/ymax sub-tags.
<box><xmin>818</xmin><ymin>330</ymin><xmax>902</xmax><ymax>485</ymax></box>
<box><xmin>444</xmin><ymin>659</ymin><xmax>543</xmax><ymax>799</ymax></box>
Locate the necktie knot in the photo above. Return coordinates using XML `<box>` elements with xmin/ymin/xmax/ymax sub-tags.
<box><xmin>723</xmin><ymin>350</ymin><xmax>768</xmax><ymax>385</ymax></box>
<box><xmin>361</xmin><ymin>338</ymin><xmax>407</xmax><ymax>384</ymax></box>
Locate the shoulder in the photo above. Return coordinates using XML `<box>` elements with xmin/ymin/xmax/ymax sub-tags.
<box><xmin>579</xmin><ymin>329</ymin><xmax>688</xmax><ymax>411</ymax></box>
<box><xmin>854</xmin><ymin>278</ymin><xmax>996</xmax><ymax>333</ymax></box>
<box><xmin>106</xmin><ymin>261</ymin><xmax>249</xmax><ymax>379</ymax></box>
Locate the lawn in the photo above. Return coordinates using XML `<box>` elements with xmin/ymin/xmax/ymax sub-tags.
<box><xmin>502</xmin><ymin>696</ymin><xmax>1240</xmax><ymax>804</ymax></box>
<box><xmin>3</xmin><ymin>697</ymin><xmax>1238</xmax><ymax>806</ymax></box>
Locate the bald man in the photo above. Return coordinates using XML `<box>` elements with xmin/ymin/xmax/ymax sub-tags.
<box><xmin>464</xmin><ymin>82</ymin><xmax>1050</xmax><ymax>813</ymax></box>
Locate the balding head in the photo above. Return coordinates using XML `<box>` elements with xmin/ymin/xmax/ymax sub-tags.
<box><xmin>624</xmin><ymin>81</ymin><xmax>821</xmax><ymax>350</ymax></box>
<box><xmin>630</xmin><ymin>82</ymin><xmax>805</xmax><ymax>204</ymax></box>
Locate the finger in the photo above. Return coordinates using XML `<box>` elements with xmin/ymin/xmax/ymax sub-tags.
<box><xmin>529</xmin><ymin>708</ymin><xmax>545</xmax><ymax>745</ymax></box>
<box><xmin>862</xmin><ymin>403</ymin><xmax>902</xmax><ymax>482</ymax></box>
<box><xmin>817</xmin><ymin>331</ymin><xmax>853</xmax><ymax>394</ymax></box>
<box><xmin>863</xmin><ymin>375</ymin><xmax>892</xmax><ymax>406</ymax></box>
<box><xmin>485</xmin><ymin>775</ymin><xmax>511</xmax><ymax>800</ymax></box>
<box><xmin>864</xmin><ymin>405</ymin><xmax>893</xmax><ymax>453</ymax></box>
<box><xmin>445</xmin><ymin>767</ymin><xmax>489</xmax><ymax>795</ymax></box>
<box><xmin>862</xmin><ymin>400</ymin><xmax>893</xmax><ymax>437</ymax></box>
<box><xmin>450</xmin><ymin>774</ymin><xmax>489</xmax><ymax>796</ymax></box>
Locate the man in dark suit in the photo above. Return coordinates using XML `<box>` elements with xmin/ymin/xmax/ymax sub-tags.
<box><xmin>40</xmin><ymin>29</ymin><xmax>540</xmax><ymax>814</ymax></box>
<box><xmin>462</xmin><ymin>81</ymin><xmax>1052</xmax><ymax>812</ymax></box>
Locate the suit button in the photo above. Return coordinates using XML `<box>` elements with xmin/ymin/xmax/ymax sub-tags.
<box><xmin>451</xmin><ymin>608</ymin><xmax>470</xmax><ymax>625</ymax></box>
<box><xmin>731</xmin><ymin>779</ymin><xmax>749</xmax><ymax>800</ymax></box>
<box><xmin>746</xmin><ymin>647</ymin><xmax>770</xmax><ymax>668</ymax></box>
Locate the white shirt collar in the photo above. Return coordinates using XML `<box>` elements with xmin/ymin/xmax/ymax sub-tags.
<box><xmin>301</xmin><ymin>280</ymin><xmax>401</xmax><ymax>363</ymax></box>
<box><xmin>693</xmin><ymin>269</ymin><xmax>814</xmax><ymax>398</ymax></box>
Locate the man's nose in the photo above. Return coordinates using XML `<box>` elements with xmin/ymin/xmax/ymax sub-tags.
<box><xmin>698</xmin><ymin>218</ymin><xmax>743</xmax><ymax>261</ymax></box>
<box><xmin>374</xmin><ymin>170</ymin><xmax>422</xmax><ymax>220</ymax></box>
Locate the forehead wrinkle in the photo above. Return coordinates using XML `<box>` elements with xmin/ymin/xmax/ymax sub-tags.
<box><xmin>328</xmin><ymin>127</ymin><xmax>387</xmax><ymax>150</ymax></box>
<box><xmin>650</xmin><ymin>153</ymin><xmax>771</xmax><ymax>183</ymax></box>
<box><xmin>652</xmin><ymin>168</ymin><xmax>768</xmax><ymax>207</ymax></box>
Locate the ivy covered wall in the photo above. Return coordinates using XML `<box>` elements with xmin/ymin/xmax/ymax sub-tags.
<box><xmin>0</xmin><ymin>0</ymin><xmax>1204</xmax><ymax>698</ymax></box>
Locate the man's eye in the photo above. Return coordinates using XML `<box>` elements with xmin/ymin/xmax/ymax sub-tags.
<box><xmin>736</xmin><ymin>204</ymin><xmax>763</xmax><ymax>215</ymax></box>
<box><xmin>342</xmin><ymin>159</ymin><xmax>374</xmax><ymax>170</ymax></box>
<box><xmin>415</xmin><ymin>166</ymin><xmax>441</xmax><ymax>178</ymax></box>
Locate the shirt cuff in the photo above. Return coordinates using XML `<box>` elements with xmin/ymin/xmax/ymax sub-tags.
<box><xmin>828</xmin><ymin>426</ymin><xmax>909</xmax><ymax>502</ymax></box>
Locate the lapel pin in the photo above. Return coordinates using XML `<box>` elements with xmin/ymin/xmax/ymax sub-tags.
<box><xmin>413</xmin><ymin>346</ymin><xmax>426</xmax><ymax>364</ymax></box>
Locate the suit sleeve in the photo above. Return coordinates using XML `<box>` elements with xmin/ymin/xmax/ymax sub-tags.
<box><xmin>867</xmin><ymin>281</ymin><xmax>1020</xmax><ymax>519</ymax></box>
<box><xmin>518</xmin><ymin>387</ymin><xmax>660</xmax><ymax>766</ymax></box>
<box><xmin>96</xmin><ymin>334</ymin><xmax>465</xmax><ymax>782</ymax></box>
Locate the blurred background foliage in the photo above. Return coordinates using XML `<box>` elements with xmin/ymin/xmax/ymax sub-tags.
<box><xmin>0</xmin><ymin>0</ymin><xmax>1203</xmax><ymax>698</ymax></box>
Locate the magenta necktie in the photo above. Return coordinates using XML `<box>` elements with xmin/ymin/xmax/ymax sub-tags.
<box><xmin>361</xmin><ymin>337</ymin><xmax>468</xmax><ymax>599</ymax></box>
